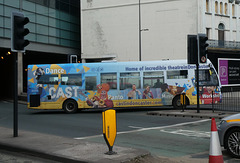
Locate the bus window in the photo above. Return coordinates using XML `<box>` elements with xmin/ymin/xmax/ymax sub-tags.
<box><xmin>198</xmin><ymin>68</ymin><xmax>219</xmax><ymax>86</ymax></box>
<box><xmin>61</xmin><ymin>74</ymin><xmax>82</xmax><ymax>86</ymax></box>
<box><xmin>143</xmin><ymin>71</ymin><xmax>164</xmax><ymax>88</ymax></box>
<box><xmin>198</xmin><ymin>70</ymin><xmax>210</xmax><ymax>82</ymax></box>
<box><xmin>167</xmin><ymin>70</ymin><xmax>188</xmax><ymax>79</ymax></box>
<box><xmin>120</xmin><ymin>72</ymin><xmax>140</xmax><ymax>90</ymax></box>
<box><xmin>37</xmin><ymin>74</ymin><xmax>58</xmax><ymax>85</ymax></box>
<box><xmin>101</xmin><ymin>73</ymin><xmax>117</xmax><ymax>89</ymax></box>
<box><xmin>86</xmin><ymin>76</ymin><xmax>97</xmax><ymax>90</ymax></box>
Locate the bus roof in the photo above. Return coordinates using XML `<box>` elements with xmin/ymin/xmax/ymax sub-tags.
<box><xmin>28</xmin><ymin>59</ymin><xmax>212</xmax><ymax>73</ymax></box>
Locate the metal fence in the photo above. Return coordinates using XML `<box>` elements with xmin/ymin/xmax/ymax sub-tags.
<box><xmin>208</xmin><ymin>39</ymin><xmax>240</xmax><ymax>49</ymax></box>
<box><xmin>213</xmin><ymin>87</ymin><xmax>240</xmax><ymax>112</ymax></box>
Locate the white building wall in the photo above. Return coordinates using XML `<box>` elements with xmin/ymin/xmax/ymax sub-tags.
<box><xmin>140</xmin><ymin>0</ymin><xmax>198</xmax><ymax>61</ymax></box>
<box><xmin>204</xmin><ymin>0</ymin><xmax>240</xmax><ymax>42</ymax></box>
<box><xmin>81</xmin><ymin>0</ymin><xmax>240</xmax><ymax>62</ymax></box>
<box><xmin>81</xmin><ymin>0</ymin><xmax>198</xmax><ymax>62</ymax></box>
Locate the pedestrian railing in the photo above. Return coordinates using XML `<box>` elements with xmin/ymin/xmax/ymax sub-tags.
<box><xmin>213</xmin><ymin>87</ymin><xmax>240</xmax><ymax>112</ymax></box>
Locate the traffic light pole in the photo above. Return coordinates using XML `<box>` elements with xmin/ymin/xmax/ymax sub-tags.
<box><xmin>188</xmin><ymin>34</ymin><xmax>208</xmax><ymax>113</ymax></box>
<box><xmin>14</xmin><ymin>52</ymin><xmax>18</xmax><ymax>137</ymax></box>
<box><xmin>196</xmin><ymin>62</ymin><xmax>200</xmax><ymax>113</ymax></box>
<box><xmin>11</xmin><ymin>11</ymin><xmax>30</xmax><ymax>137</ymax></box>
<box><xmin>196</xmin><ymin>33</ymin><xmax>208</xmax><ymax>113</ymax></box>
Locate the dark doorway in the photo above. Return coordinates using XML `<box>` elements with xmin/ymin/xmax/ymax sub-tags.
<box><xmin>0</xmin><ymin>48</ymin><xmax>14</xmax><ymax>100</ymax></box>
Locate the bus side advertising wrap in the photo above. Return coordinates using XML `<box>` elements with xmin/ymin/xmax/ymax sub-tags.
<box><xmin>27</xmin><ymin>60</ymin><xmax>221</xmax><ymax>113</ymax></box>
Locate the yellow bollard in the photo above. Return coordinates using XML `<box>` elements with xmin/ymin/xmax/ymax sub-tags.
<box><xmin>102</xmin><ymin>109</ymin><xmax>117</xmax><ymax>155</ymax></box>
<box><xmin>180</xmin><ymin>93</ymin><xmax>186</xmax><ymax>112</ymax></box>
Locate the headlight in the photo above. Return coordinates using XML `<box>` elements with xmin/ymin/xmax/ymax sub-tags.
<box><xmin>218</xmin><ymin>120</ymin><xmax>226</xmax><ymax>128</ymax></box>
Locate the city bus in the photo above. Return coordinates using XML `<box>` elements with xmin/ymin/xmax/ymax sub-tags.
<box><xmin>27</xmin><ymin>59</ymin><xmax>221</xmax><ymax>113</ymax></box>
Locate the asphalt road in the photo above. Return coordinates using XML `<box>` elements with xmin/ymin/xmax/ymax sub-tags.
<box><xmin>0</xmin><ymin>101</ymin><xmax>239</xmax><ymax>162</ymax></box>
<box><xmin>0</xmin><ymin>101</ymin><xmax>208</xmax><ymax>140</ymax></box>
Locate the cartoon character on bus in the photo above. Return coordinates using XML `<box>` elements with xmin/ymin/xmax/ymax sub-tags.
<box><xmin>33</xmin><ymin>67</ymin><xmax>46</xmax><ymax>97</ymax></box>
<box><xmin>86</xmin><ymin>83</ymin><xmax>114</xmax><ymax>108</ymax></box>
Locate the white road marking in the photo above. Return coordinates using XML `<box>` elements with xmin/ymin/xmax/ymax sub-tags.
<box><xmin>160</xmin><ymin>129</ymin><xmax>211</xmax><ymax>138</ymax></box>
<box><xmin>74</xmin><ymin>134</ymin><xmax>103</xmax><ymax>140</ymax></box>
<box><xmin>74</xmin><ymin>119</ymin><xmax>211</xmax><ymax>140</ymax></box>
<box><xmin>128</xmin><ymin>126</ymin><xmax>143</xmax><ymax>129</ymax></box>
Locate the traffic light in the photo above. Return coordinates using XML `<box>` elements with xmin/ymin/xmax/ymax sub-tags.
<box><xmin>11</xmin><ymin>12</ymin><xmax>30</xmax><ymax>52</ymax></box>
<box><xmin>187</xmin><ymin>35</ymin><xmax>198</xmax><ymax>64</ymax></box>
<box><xmin>198</xmin><ymin>34</ymin><xmax>208</xmax><ymax>63</ymax></box>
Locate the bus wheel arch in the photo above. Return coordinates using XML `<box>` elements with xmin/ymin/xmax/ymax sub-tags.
<box><xmin>172</xmin><ymin>95</ymin><xmax>189</xmax><ymax>109</ymax></box>
<box><xmin>62</xmin><ymin>99</ymin><xmax>78</xmax><ymax>113</ymax></box>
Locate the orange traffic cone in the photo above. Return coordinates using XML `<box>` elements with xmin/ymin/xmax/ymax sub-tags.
<box><xmin>209</xmin><ymin>118</ymin><xmax>224</xmax><ymax>163</ymax></box>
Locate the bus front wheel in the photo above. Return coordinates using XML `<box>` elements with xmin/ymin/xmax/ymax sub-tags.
<box><xmin>63</xmin><ymin>99</ymin><xmax>78</xmax><ymax>113</ymax></box>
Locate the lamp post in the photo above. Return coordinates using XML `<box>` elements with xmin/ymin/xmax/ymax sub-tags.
<box><xmin>138</xmin><ymin>1</ymin><xmax>149</xmax><ymax>61</ymax></box>
<box><xmin>139</xmin><ymin>0</ymin><xmax>141</xmax><ymax>61</ymax></box>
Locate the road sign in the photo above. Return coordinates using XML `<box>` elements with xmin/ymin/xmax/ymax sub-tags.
<box><xmin>102</xmin><ymin>109</ymin><xmax>117</xmax><ymax>155</ymax></box>
<box><xmin>201</xmin><ymin>56</ymin><xmax>207</xmax><ymax>63</ymax></box>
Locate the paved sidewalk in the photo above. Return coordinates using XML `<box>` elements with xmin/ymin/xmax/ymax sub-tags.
<box><xmin>147</xmin><ymin>108</ymin><xmax>236</xmax><ymax>119</ymax></box>
<box><xmin>0</xmin><ymin>127</ymin><xmax>149</xmax><ymax>163</ymax></box>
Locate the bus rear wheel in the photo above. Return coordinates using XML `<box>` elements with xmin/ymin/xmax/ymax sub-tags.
<box><xmin>173</xmin><ymin>96</ymin><xmax>181</xmax><ymax>109</ymax></box>
<box><xmin>173</xmin><ymin>95</ymin><xmax>188</xmax><ymax>109</ymax></box>
<box><xmin>63</xmin><ymin>99</ymin><xmax>78</xmax><ymax>113</ymax></box>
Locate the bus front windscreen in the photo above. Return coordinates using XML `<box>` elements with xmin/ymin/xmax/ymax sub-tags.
<box><xmin>198</xmin><ymin>68</ymin><xmax>219</xmax><ymax>86</ymax></box>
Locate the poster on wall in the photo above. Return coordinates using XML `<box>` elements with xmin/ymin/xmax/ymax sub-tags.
<box><xmin>218</xmin><ymin>58</ymin><xmax>240</xmax><ymax>86</ymax></box>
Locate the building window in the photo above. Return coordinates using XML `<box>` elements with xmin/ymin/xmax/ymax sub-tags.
<box><xmin>218</xmin><ymin>23</ymin><xmax>225</xmax><ymax>30</ymax></box>
<box><xmin>20</xmin><ymin>0</ymin><xmax>81</xmax><ymax>49</ymax></box>
<box><xmin>215</xmin><ymin>1</ymin><xmax>218</xmax><ymax>14</ymax></box>
<box><xmin>220</xmin><ymin>2</ymin><xmax>223</xmax><ymax>14</ymax></box>
<box><xmin>232</xmin><ymin>4</ymin><xmax>235</xmax><ymax>17</ymax></box>
<box><xmin>206</xmin><ymin>28</ymin><xmax>210</xmax><ymax>39</ymax></box>
<box><xmin>224</xmin><ymin>3</ymin><xmax>228</xmax><ymax>15</ymax></box>
<box><xmin>206</xmin><ymin>0</ymin><xmax>209</xmax><ymax>12</ymax></box>
<box><xmin>218</xmin><ymin>23</ymin><xmax>225</xmax><ymax>46</ymax></box>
